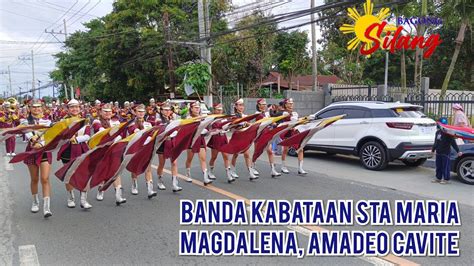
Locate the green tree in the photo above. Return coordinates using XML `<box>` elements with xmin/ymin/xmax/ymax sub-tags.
<box><xmin>176</xmin><ymin>62</ymin><xmax>211</xmax><ymax>97</ymax></box>
<box><xmin>273</xmin><ymin>30</ymin><xmax>311</xmax><ymax>89</ymax></box>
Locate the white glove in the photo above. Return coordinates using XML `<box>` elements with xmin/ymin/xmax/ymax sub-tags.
<box><xmin>170</xmin><ymin>131</ymin><xmax>178</xmax><ymax>138</ymax></box>
<box><xmin>75</xmin><ymin>135</ymin><xmax>90</xmax><ymax>143</ymax></box>
<box><xmin>201</xmin><ymin>128</ymin><xmax>209</xmax><ymax>135</ymax></box>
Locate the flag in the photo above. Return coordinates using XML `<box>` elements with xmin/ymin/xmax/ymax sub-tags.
<box><xmin>88</xmin><ymin>120</ymin><xmax>133</xmax><ymax>149</ymax></box>
<box><xmin>126</xmin><ymin>122</ymin><xmax>180</xmax><ymax>175</ymax></box>
<box><xmin>10</xmin><ymin>119</ymin><xmax>86</xmax><ymax>164</ymax></box>
<box><xmin>190</xmin><ymin>115</ymin><xmax>225</xmax><ymax>147</ymax></box>
<box><xmin>43</xmin><ymin>117</ymin><xmax>82</xmax><ymax>145</ymax></box>
<box><xmin>252</xmin><ymin>123</ymin><xmax>290</xmax><ymax>162</ymax></box>
<box><xmin>437</xmin><ymin>122</ymin><xmax>474</xmax><ymax>140</ymax></box>
<box><xmin>0</xmin><ymin>125</ymin><xmax>49</xmax><ymax>142</ymax></box>
<box><xmin>217</xmin><ymin>123</ymin><xmax>260</xmax><ymax>154</ymax></box>
<box><xmin>229</xmin><ymin>113</ymin><xmax>260</xmax><ymax>128</ymax></box>
<box><xmin>278</xmin><ymin>115</ymin><xmax>345</xmax><ymax>152</ymax></box>
<box><xmin>184</xmin><ymin>74</ymin><xmax>194</xmax><ymax>96</ymax></box>
<box><xmin>56</xmin><ymin>143</ymin><xmax>113</xmax><ymax>191</ymax></box>
<box><xmin>169</xmin><ymin>119</ymin><xmax>201</xmax><ymax>161</ymax></box>
<box><xmin>95</xmin><ymin>127</ymin><xmax>165</xmax><ymax>191</ymax></box>
<box><xmin>125</xmin><ymin>130</ymin><xmax>161</xmax><ymax>177</ymax></box>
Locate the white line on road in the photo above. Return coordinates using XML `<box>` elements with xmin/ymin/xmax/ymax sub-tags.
<box><xmin>19</xmin><ymin>245</ymin><xmax>40</xmax><ymax>266</ymax></box>
<box><xmin>4</xmin><ymin>156</ymin><xmax>13</xmax><ymax>171</ymax></box>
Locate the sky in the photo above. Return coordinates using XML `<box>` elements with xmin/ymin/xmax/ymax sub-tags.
<box><xmin>0</xmin><ymin>0</ymin><xmax>323</xmax><ymax>98</ymax></box>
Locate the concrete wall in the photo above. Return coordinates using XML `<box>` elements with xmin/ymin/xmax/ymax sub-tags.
<box><xmin>284</xmin><ymin>90</ymin><xmax>325</xmax><ymax>116</ymax></box>
<box><xmin>243</xmin><ymin>90</ymin><xmax>325</xmax><ymax>116</ymax></box>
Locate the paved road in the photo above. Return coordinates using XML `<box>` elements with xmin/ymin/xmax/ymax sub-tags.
<box><xmin>1</xmin><ymin>141</ymin><xmax>473</xmax><ymax>265</ymax></box>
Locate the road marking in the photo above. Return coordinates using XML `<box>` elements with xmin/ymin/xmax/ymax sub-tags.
<box><xmin>19</xmin><ymin>245</ymin><xmax>40</xmax><ymax>266</ymax></box>
<box><xmin>0</xmin><ymin>156</ymin><xmax>14</xmax><ymax>266</ymax></box>
<box><xmin>4</xmin><ymin>156</ymin><xmax>13</xmax><ymax>171</ymax></box>
<box><xmin>151</xmin><ymin>164</ymin><xmax>419</xmax><ymax>265</ymax></box>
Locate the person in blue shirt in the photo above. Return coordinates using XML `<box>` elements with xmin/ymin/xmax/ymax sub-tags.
<box><xmin>431</xmin><ymin>117</ymin><xmax>463</xmax><ymax>184</ymax></box>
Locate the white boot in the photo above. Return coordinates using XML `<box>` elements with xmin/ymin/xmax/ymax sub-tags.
<box><xmin>226</xmin><ymin>168</ymin><xmax>235</xmax><ymax>183</ymax></box>
<box><xmin>147</xmin><ymin>181</ymin><xmax>157</xmax><ymax>199</ymax></box>
<box><xmin>156</xmin><ymin>176</ymin><xmax>166</xmax><ymax>190</ymax></box>
<box><xmin>96</xmin><ymin>185</ymin><xmax>104</xmax><ymax>201</ymax></box>
<box><xmin>203</xmin><ymin>169</ymin><xmax>212</xmax><ymax>186</ymax></box>
<box><xmin>208</xmin><ymin>167</ymin><xmax>217</xmax><ymax>180</ymax></box>
<box><xmin>31</xmin><ymin>194</ymin><xmax>39</xmax><ymax>213</ymax></box>
<box><xmin>80</xmin><ymin>192</ymin><xmax>92</xmax><ymax>209</ymax></box>
<box><xmin>249</xmin><ymin>167</ymin><xmax>258</xmax><ymax>180</ymax></box>
<box><xmin>230</xmin><ymin>167</ymin><xmax>239</xmax><ymax>179</ymax></box>
<box><xmin>115</xmin><ymin>186</ymin><xmax>127</xmax><ymax>206</ymax></box>
<box><xmin>252</xmin><ymin>165</ymin><xmax>260</xmax><ymax>176</ymax></box>
<box><xmin>271</xmin><ymin>163</ymin><xmax>281</xmax><ymax>178</ymax></box>
<box><xmin>131</xmin><ymin>179</ymin><xmax>138</xmax><ymax>195</ymax></box>
<box><xmin>298</xmin><ymin>160</ymin><xmax>307</xmax><ymax>175</ymax></box>
<box><xmin>172</xmin><ymin>176</ymin><xmax>182</xmax><ymax>192</ymax></box>
<box><xmin>184</xmin><ymin>168</ymin><xmax>193</xmax><ymax>182</ymax></box>
<box><xmin>43</xmin><ymin>197</ymin><xmax>52</xmax><ymax>218</ymax></box>
<box><xmin>281</xmin><ymin>162</ymin><xmax>290</xmax><ymax>174</ymax></box>
<box><xmin>67</xmin><ymin>190</ymin><xmax>76</xmax><ymax>208</ymax></box>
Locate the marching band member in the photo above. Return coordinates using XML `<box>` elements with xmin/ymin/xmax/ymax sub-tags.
<box><xmin>58</xmin><ymin>99</ymin><xmax>93</xmax><ymax>209</ymax></box>
<box><xmin>280</xmin><ymin>98</ymin><xmax>307</xmax><ymax>175</ymax></box>
<box><xmin>184</xmin><ymin>101</ymin><xmax>213</xmax><ymax>185</ymax></box>
<box><xmin>1</xmin><ymin>99</ymin><xmax>20</xmax><ymax>156</ymax></box>
<box><xmin>156</xmin><ymin>102</ymin><xmax>182</xmax><ymax>192</ymax></box>
<box><xmin>128</xmin><ymin>104</ymin><xmax>158</xmax><ymax>199</ymax></box>
<box><xmin>207</xmin><ymin>103</ymin><xmax>235</xmax><ymax>183</ymax></box>
<box><xmin>22</xmin><ymin>99</ymin><xmax>53</xmax><ymax>218</ymax></box>
<box><xmin>146</xmin><ymin>99</ymin><xmax>158</xmax><ymax>126</ymax></box>
<box><xmin>231</xmin><ymin>98</ymin><xmax>259</xmax><ymax>180</ymax></box>
<box><xmin>255</xmin><ymin>99</ymin><xmax>281</xmax><ymax>177</ymax></box>
<box><xmin>92</xmin><ymin>104</ymin><xmax>127</xmax><ymax>205</ymax></box>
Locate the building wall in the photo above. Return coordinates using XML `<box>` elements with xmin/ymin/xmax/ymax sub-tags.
<box><xmin>243</xmin><ymin>90</ymin><xmax>325</xmax><ymax>116</ymax></box>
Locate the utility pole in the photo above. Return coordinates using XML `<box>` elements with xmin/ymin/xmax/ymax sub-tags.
<box><xmin>31</xmin><ymin>50</ymin><xmax>35</xmax><ymax>99</ymax></box>
<box><xmin>44</xmin><ymin>19</ymin><xmax>67</xmax><ymax>43</ymax></box>
<box><xmin>25</xmin><ymin>81</ymin><xmax>29</xmax><ymax>99</ymax></box>
<box><xmin>310</xmin><ymin>0</ymin><xmax>318</xmax><ymax>91</ymax></box>
<box><xmin>7</xmin><ymin>66</ymin><xmax>12</xmax><ymax>96</ymax></box>
<box><xmin>17</xmin><ymin>51</ymin><xmax>36</xmax><ymax>98</ymax></box>
<box><xmin>0</xmin><ymin>68</ymin><xmax>12</xmax><ymax>96</ymax></box>
<box><xmin>198</xmin><ymin>0</ymin><xmax>206</xmax><ymax>65</ymax></box>
<box><xmin>198</xmin><ymin>0</ymin><xmax>213</xmax><ymax>96</ymax></box>
<box><xmin>163</xmin><ymin>12</ymin><xmax>176</xmax><ymax>93</ymax></box>
<box><xmin>204</xmin><ymin>0</ymin><xmax>212</xmax><ymax>96</ymax></box>
<box><xmin>38</xmin><ymin>80</ymin><xmax>41</xmax><ymax>99</ymax></box>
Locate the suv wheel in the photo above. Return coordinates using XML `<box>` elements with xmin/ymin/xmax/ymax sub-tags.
<box><xmin>287</xmin><ymin>147</ymin><xmax>298</xmax><ymax>157</ymax></box>
<box><xmin>456</xmin><ymin>157</ymin><xmax>474</xmax><ymax>185</ymax></box>
<box><xmin>359</xmin><ymin>141</ymin><xmax>388</xmax><ymax>170</ymax></box>
<box><xmin>402</xmin><ymin>158</ymin><xmax>427</xmax><ymax>167</ymax></box>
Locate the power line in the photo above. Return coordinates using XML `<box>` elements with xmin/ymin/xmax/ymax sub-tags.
<box><xmin>45</xmin><ymin>0</ymin><xmax>79</xmax><ymax>31</ymax></box>
<box><xmin>53</xmin><ymin>0</ymin><xmax>91</xmax><ymax>31</ymax></box>
<box><xmin>43</xmin><ymin>1</ymin><xmax>100</xmax><ymax>19</ymax></box>
<box><xmin>68</xmin><ymin>0</ymin><xmax>102</xmax><ymax>27</ymax></box>
<box><xmin>0</xmin><ymin>8</ymin><xmax>56</xmax><ymax>24</ymax></box>
<box><xmin>0</xmin><ymin>39</ymin><xmax>62</xmax><ymax>44</ymax></box>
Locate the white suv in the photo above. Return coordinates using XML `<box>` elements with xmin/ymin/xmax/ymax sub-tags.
<box><xmin>304</xmin><ymin>101</ymin><xmax>437</xmax><ymax>170</ymax></box>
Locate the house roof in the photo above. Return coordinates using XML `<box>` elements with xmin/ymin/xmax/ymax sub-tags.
<box><xmin>261</xmin><ymin>72</ymin><xmax>342</xmax><ymax>90</ymax></box>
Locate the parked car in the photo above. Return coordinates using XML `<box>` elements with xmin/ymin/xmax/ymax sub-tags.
<box><xmin>168</xmin><ymin>99</ymin><xmax>211</xmax><ymax>115</ymax></box>
<box><xmin>298</xmin><ymin>101</ymin><xmax>437</xmax><ymax>170</ymax></box>
<box><xmin>451</xmin><ymin>143</ymin><xmax>474</xmax><ymax>185</ymax></box>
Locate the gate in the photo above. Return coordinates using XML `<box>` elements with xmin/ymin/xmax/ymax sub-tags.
<box><xmin>406</xmin><ymin>92</ymin><xmax>474</xmax><ymax>121</ymax></box>
<box><xmin>329</xmin><ymin>84</ymin><xmax>393</xmax><ymax>102</ymax></box>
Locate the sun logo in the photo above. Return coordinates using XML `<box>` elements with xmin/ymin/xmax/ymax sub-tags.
<box><xmin>339</xmin><ymin>0</ymin><xmax>396</xmax><ymax>53</ymax></box>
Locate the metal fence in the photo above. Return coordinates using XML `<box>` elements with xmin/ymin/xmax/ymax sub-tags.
<box><xmin>406</xmin><ymin>92</ymin><xmax>474</xmax><ymax>122</ymax></box>
<box><xmin>330</xmin><ymin>84</ymin><xmax>394</xmax><ymax>102</ymax></box>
